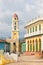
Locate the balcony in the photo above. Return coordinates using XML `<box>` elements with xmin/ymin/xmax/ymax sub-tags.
<box><xmin>24</xmin><ymin>31</ymin><xmax>43</xmax><ymax>38</ymax></box>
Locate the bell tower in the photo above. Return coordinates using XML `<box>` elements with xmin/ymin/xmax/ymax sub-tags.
<box><xmin>11</xmin><ymin>13</ymin><xmax>19</xmax><ymax>52</ymax></box>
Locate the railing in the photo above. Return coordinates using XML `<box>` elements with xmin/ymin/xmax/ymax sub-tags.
<box><xmin>24</xmin><ymin>31</ymin><xmax>42</xmax><ymax>38</ymax></box>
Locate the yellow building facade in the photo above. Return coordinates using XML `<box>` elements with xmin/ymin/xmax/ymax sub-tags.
<box><xmin>10</xmin><ymin>13</ymin><xmax>19</xmax><ymax>53</ymax></box>
<box><xmin>24</xmin><ymin>17</ymin><xmax>43</xmax><ymax>54</ymax></box>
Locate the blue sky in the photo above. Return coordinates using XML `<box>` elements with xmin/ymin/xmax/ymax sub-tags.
<box><xmin>0</xmin><ymin>0</ymin><xmax>43</xmax><ymax>39</ymax></box>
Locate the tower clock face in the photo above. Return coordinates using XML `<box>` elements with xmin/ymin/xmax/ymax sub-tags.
<box><xmin>13</xmin><ymin>31</ymin><xmax>18</xmax><ymax>40</ymax></box>
<box><xmin>14</xmin><ymin>32</ymin><xmax>16</xmax><ymax>35</ymax></box>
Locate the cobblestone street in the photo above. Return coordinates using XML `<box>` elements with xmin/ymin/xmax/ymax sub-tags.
<box><xmin>6</xmin><ymin>61</ymin><xmax>43</xmax><ymax>65</ymax></box>
<box><xmin>6</xmin><ymin>55</ymin><xmax>43</xmax><ymax>65</ymax></box>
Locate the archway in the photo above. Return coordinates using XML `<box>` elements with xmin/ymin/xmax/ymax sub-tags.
<box><xmin>27</xmin><ymin>41</ymin><xmax>29</xmax><ymax>51</ymax></box>
<box><xmin>36</xmin><ymin>39</ymin><xmax>38</xmax><ymax>52</ymax></box>
<box><xmin>39</xmin><ymin>39</ymin><xmax>41</xmax><ymax>51</ymax></box>
<box><xmin>30</xmin><ymin>40</ymin><xmax>32</xmax><ymax>52</ymax></box>
<box><xmin>33</xmin><ymin>40</ymin><xmax>34</xmax><ymax>52</ymax></box>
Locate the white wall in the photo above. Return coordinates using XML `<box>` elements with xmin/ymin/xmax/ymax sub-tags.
<box><xmin>24</xmin><ymin>24</ymin><xmax>42</xmax><ymax>38</ymax></box>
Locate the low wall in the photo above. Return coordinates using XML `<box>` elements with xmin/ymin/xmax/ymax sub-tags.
<box><xmin>4</xmin><ymin>52</ymin><xmax>18</xmax><ymax>61</ymax></box>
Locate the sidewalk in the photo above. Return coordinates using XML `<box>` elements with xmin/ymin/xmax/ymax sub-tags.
<box><xmin>18</xmin><ymin>55</ymin><xmax>43</xmax><ymax>62</ymax></box>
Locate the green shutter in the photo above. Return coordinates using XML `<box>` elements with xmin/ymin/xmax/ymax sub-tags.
<box><xmin>33</xmin><ymin>44</ymin><xmax>34</xmax><ymax>52</ymax></box>
<box><xmin>39</xmin><ymin>42</ymin><xmax>41</xmax><ymax>51</ymax></box>
<box><xmin>35</xmin><ymin>26</ymin><xmax>37</xmax><ymax>31</ymax></box>
<box><xmin>39</xmin><ymin>25</ymin><xmax>41</xmax><ymax>31</ymax></box>
<box><xmin>28</xmin><ymin>45</ymin><xmax>29</xmax><ymax>51</ymax></box>
<box><xmin>21</xmin><ymin>43</ymin><xmax>26</xmax><ymax>52</ymax></box>
<box><xmin>33</xmin><ymin>27</ymin><xmax>34</xmax><ymax>32</ymax></box>
<box><xmin>36</xmin><ymin>43</ymin><xmax>38</xmax><ymax>52</ymax></box>
<box><xmin>30</xmin><ymin>44</ymin><xmax>32</xmax><ymax>51</ymax></box>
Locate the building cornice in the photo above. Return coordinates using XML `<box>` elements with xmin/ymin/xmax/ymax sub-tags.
<box><xmin>24</xmin><ymin>34</ymin><xmax>43</xmax><ymax>39</ymax></box>
<box><xmin>25</xmin><ymin>16</ymin><xmax>43</xmax><ymax>28</ymax></box>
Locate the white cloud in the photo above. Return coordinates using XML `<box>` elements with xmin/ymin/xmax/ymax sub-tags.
<box><xmin>37</xmin><ymin>9</ymin><xmax>43</xmax><ymax>15</ymax></box>
<box><xmin>0</xmin><ymin>22</ymin><xmax>11</xmax><ymax>38</ymax></box>
<box><xmin>0</xmin><ymin>0</ymin><xmax>43</xmax><ymax>38</ymax></box>
<box><xmin>0</xmin><ymin>9</ymin><xmax>12</xmax><ymax>19</ymax></box>
<box><xmin>34</xmin><ymin>0</ymin><xmax>43</xmax><ymax>16</ymax></box>
<box><xmin>5</xmin><ymin>9</ymin><xmax>11</xmax><ymax>15</ymax></box>
<box><xmin>25</xmin><ymin>4</ymin><xmax>32</xmax><ymax>12</ymax></box>
<box><xmin>0</xmin><ymin>0</ymin><xmax>3</xmax><ymax>5</ymax></box>
<box><xmin>0</xmin><ymin>22</ymin><xmax>11</xmax><ymax>31</ymax></box>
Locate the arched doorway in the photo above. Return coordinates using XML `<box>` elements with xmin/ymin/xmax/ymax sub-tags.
<box><xmin>27</xmin><ymin>41</ymin><xmax>29</xmax><ymax>51</ymax></box>
<box><xmin>36</xmin><ymin>39</ymin><xmax>38</xmax><ymax>52</ymax></box>
<box><xmin>30</xmin><ymin>40</ymin><xmax>32</xmax><ymax>52</ymax></box>
<box><xmin>13</xmin><ymin>43</ymin><xmax>16</xmax><ymax>53</ymax></box>
<box><xmin>33</xmin><ymin>40</ymin><xmax>34</xmax><ymax>52</ymax></box>
<box><xmin>39</xmin><ymin>39</ymin><xmax>41</xmax><ymax>51</ymax></box>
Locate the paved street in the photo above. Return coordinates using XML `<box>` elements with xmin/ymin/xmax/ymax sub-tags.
<box><xmin>6</xmin><ymin>55</ymin><xmax>43</xmax><ymax>65</ymax></box>
<box><xmin>6</xmin><ymin>61</ymin><xmax>43</xmax><ymax>65</ymax></box>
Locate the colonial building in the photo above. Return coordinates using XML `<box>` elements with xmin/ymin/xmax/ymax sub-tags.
<box><xmin>0</xmin><ymin>39</ymin><xmax>10</xmax><ymax>52</ymax></box>
<box><xmin>20</xmin><ymin>39</ymin><xmax>26</xmax><ymax>53</ymax></box>
<box><xmin>24</xmin><ymin>17</ymin><xmax>43</xmax><ymax>54</ymax></box>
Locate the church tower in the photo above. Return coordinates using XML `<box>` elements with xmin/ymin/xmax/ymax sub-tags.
<box><xmin>11</xmin><ymin>13</ymin><xmax>19</xmax><ymax>53</ymax></box>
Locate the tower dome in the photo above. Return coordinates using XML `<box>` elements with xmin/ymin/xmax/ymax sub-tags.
<box><xmin>13</xmin><ymin>13</ymin><xmax>18</xmax><ymax>19</ymax></box>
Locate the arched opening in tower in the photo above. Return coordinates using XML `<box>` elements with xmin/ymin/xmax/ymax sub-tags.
<box><xmin>13</xmin><ymin>43</ymin><xmax>16</xmax><ymax>53</ymax></box>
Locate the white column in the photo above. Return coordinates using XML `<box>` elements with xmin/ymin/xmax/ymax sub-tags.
<box><xmin>26</xmin><ymin>40</ymin><xmax>28</xmax><ymax>52</ymax></box>
<box><xmin>38</xmin><ymin>41</ymin><xmax>39</xmax><ymax>51</ymax></box>
<box><xmin>41</xmin><ymin>24</ymin><xmax>43</xmax><ymax>34</ymax></box>
<box><xmin>34</xmin><ymin>40</ymin><xmax>36</xmax><ymax>52</ymax></box>
<box><xmin>32</xmin><ymin>44</ymin><xmax>33</xmax><ymax>52</ymax></box>
<box><xmin>10</xmin><ymin>42</ymin><xmax>14</xmax><ymax>53</ymax></box>
<box><xmin>41</xmin><ymin>36</ymin><xmax>43</xmax><ymax>51</ymax></box>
